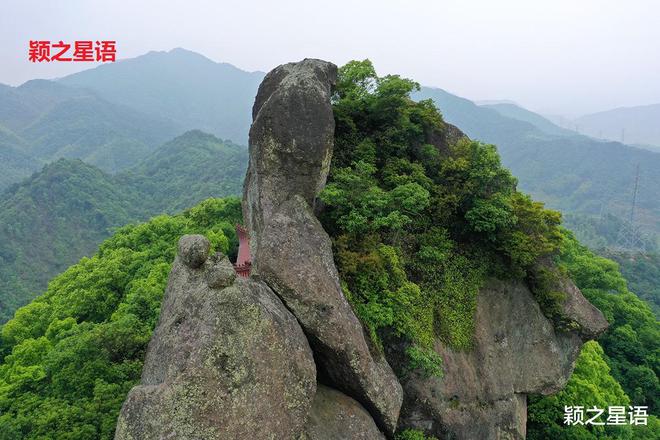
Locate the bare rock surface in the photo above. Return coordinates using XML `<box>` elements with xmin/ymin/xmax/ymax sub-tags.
<box><xmin>256</xmin><ymin>195</ymin><xmax>403</xmax><ymax>433</ymax></box>
<box><xmin>302</xmin><ymin>385</ymin><xmax>386</xmax><ymax>440</ymax></box>
<box><xmin>244</xmin><ymin>58</ymin><xmax>402</xmax><ymax>434</ymax></box>
<box><xmin>115</xmin><ymin>235</ymin><xmax>316</xmax><ymax>440</ymax></box>
<box><xmin>395</xmin><ymin>278</ymin><xmax>608</xmax><ymax>439</ymax></box>
<box><xmin>243</xmin><ymin>58</ymin><xmax>337</xmax><ymax>253</ymax></box>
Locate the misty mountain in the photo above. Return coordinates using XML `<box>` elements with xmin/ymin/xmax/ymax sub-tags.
<box><xmin>479</xmin><ymin>102</ymin><xmax>576</xmax><ymax>137</ymax></box>
<box><xmin>415</xmin><ymin>87</ymin><xmax>660</xmax><ymax>245</ymax></box>
<box><xmin>48</xmin><ymin>49</ymin><xmax>660</xmax><ymax>246</ymax></box>
<box><xmin>0</xmin><ymin>80</ymin><xmax>181</xmax><ymax>189</ymax></box>
<box><xmin>0</xmin><ymin>124</ymin><xmax>41</xmax><ymax>190</ymax></box>
<box><xmin>59</xmin><ymin>48</ymin><xmax>265</xmax><ymax>145</ymax></box>
<box><xmin>574</xmin><ymin>103</ymin><xmax>660</xmax><ymax>149</ymax></box>
<box><xmin>0</xmin><ymin>130</ymin><xmax>246</xmax><ymax>323</ymax></box>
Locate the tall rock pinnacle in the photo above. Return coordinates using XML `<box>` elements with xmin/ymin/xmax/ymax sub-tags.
<box><xmin>243</xmin><ymin>59</ymin><xmax>403</xmax><ymax>434</ymax></box>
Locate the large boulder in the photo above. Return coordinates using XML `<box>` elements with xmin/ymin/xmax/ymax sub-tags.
<box><xmin>243</xmin><ymin>58</ymin><xmax>337</xmax><ymax>252</ymax></box>
<box><xmin>302</xmin><ymin>385</ymin><xmax>386</xmax><ymax>440</ymax></box>
<box><xmin>243</xmin><ymin>58</ymin><xmax>403</xmax><ymax>434</ymax></box>
<box><xmin>395</xmin><ymin>278</ymin><xmax>608</xmax><ymax>439</ymax></box>
<box><xmin>257</xmin><ymin>195</ymin><xmax>403</xmax><ymax>433</ymax></box>
<box><xmin>115</xmin><ymin>235</ymin><xmax>316</xmax><ymax>440</ymax></box>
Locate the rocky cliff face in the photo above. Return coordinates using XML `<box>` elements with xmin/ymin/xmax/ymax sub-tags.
<box><xmin>116</xmin><ymin>59</ymin><xmax>608</xmax><ymax>439</ymax></box>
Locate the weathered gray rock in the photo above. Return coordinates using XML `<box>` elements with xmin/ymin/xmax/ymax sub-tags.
<box><xmin>243</xmin><ymin>58</ymin><xmax>403</xmax><ymax>434</ymax></box>
<box><xmin>115</xmin><ymin>238</ymin><xmax>316</xmax><ymax>440</ymax></box>
<box><xmin>243</xmin><ymin>58</ymin><xmax>337</xmax><ymax>253</ymax></box>
<box><xmin>204</xmin><ymin>252</ymin><xmax>236</xmax><ymax>289</ymax></box>
<box><xmin>395</xmin><ymin>278</ymin><xmax>608</xmax><ymax>439</ymax></box>
<box><xmin>177</xmin><ymin>234</ymin><xmax>210</xmax><ymax>269</ymax></box>
<box><xmin>302</xmin><ymin>385</ymin><xmax>386</xmax><ymax>440</ymax></box>
<box><xmin>256</xmin><ymin>195</ymin><xmax>403</xmax><ymax>434</ymax></box>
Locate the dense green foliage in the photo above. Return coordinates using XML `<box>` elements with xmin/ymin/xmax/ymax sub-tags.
<box><xmin>527</xmin><ymin>230</ymin><xmax>660</xmax><ymax>438</ymax></box>
<box><xmin>0</xmin><ymin>160</ymin><xmax>142</xmax><ymax>324</ymax></box>
<box><xmin>414</xmin><ymin>87</ymin><xmax>660</xmax><ymax>248</ymax></box>
<box><xmin>395</xmin><ymin>429</ymin><xmax>438</xmax><ymax>440</ymax></box>
<box><xmin>0</xmin><ymin>198</ymin><xmax>241</xmax><ymax>439</ymax></box>
<box><xmin>604</xmin><ymin>250</ymin><xmax>660</xmax><ymax>318</ymax></box>
<box><xmin>528</xmin><ymin>341</ymin><xmax>659</xmax><ymax>439</ymax></box>
<box><xmin>0</xmin><ymin>130</ymin><xmax>246</xmax><ymax>323</ymax></box>
<box><xmin>321</xmin><ymin>61</ymin><xmax>563</xmax><ymax>371</ymax></box>
<box><xmin>557</xmin><ymin>232</ymin><xmax>659</xmax><ymax>414</ymax></box>
<box><xmin>120</xmin><ymin>130</ymin><xmax>247</xmax><ymax>213</ymax></box>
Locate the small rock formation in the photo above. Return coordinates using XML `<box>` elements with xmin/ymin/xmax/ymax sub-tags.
<box><xmin>302</xmin><ymin>385</ymin><xmax>386</xmax><ymax>440</ymax></box>
<box><xmin>115</xmin><ymin>235</ymin><xmax>316</xmax><ymax>439</ymax></box>
<box><xmin>394</xmin><ymin>278</ymin><xmax>608</xmax><ymax>439</ymax></box>
<box><xmin>244</xmin><ymin>59</ymin><xmax>403</xmax><ymax>434</ymax></box>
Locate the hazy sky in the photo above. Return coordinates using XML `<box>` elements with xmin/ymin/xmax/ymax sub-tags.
<box><xmin>1</xmin><ymin>0</ymin><xmax>659</xmax><ymax>116</ymax></box>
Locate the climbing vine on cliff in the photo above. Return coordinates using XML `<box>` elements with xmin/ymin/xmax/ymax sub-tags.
<box><xmin>321</xmin><ymin>60</ymin><xmax>563</xmax><ymax>372</ymax></box>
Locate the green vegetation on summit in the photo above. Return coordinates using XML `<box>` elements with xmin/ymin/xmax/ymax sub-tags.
<box><xmin>320</xmin><ymin>60</ymin><xmax>563</xmax><ymax>369</ymax></box>
<box><xmin>414</xmin><ymin>87</ymin><xmax>660</xmax><ymax>248</ymax></box>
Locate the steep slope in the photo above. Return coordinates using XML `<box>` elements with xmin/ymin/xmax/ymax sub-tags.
<box><xmin>0</xmin><ymin>159</ymin><xmax>141</xmax><ymax>323</ymax></box>
<box><xmin>415</xmin><ymin>87</ymin><xmax>660</xmax><ymax>244</ymax></box>
<box><xmin>59</xmin><ymin>48</ymin><xmax>264</xmax><ymax>145</ymax></box>
<box><xmin>575</xmin><ymin>103</ymin><xmax>660</xmax><ymax>148</ymax></box>
<box><xmin>0</xmin><ymin>131</ymin><xmax>247</xmax><ymax>323</ymax></box>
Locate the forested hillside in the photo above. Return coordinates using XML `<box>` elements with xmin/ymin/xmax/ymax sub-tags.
<box><xmin>0</xmin><ymin>159</ymin><xmax>141</xmax><ymax>323</ymax></box>
<box><xmin>3</xmin><ymin>50</ymin><xmax>658</xmax><ymax>256</ymax></box>
<box><xmin>0</xmin><ymin>198</ymin><xmax>242</xmax><ymax>438</ymax></box>
<box><xmin>0</xmin><ymin>80</ymin><xmax>181</xmax><ymax>190</ymax></box>
<box><xmin>0</xmin><ymin>131</ymin><xmax>246</xmax><ymax>323</ymax></box>
<box><xmin>604</xmin><ymin>251</ymin><xmax>660</xmax><ymax>318</ymax></box>
<box><xmin>120</xmin><ymin>130</ymin><xmax>247</xmax><ymax>213</ymax></box>
<box><xmin>414</xmin><ymin>87</ymin><xmax>660</xmax><ymax>248</ymax></box>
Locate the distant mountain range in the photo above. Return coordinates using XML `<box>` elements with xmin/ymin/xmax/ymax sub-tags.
<box><xmin>0</xmin><ymin>130</ymin><xmax>246</xmax><ymax>323</ymax></box>
<box><xmin>59</xmin><ymin>48</ymin><xmax>264</xmax><ymax>146</ymax></box>
<box><xmin>0</xmin><ymin>48</ymin><xmax>658</xmax><ymax>321</ymax></box>
<box><xmin>572</xmin><ymin>104</ymin><xmax>660</xmax><ymax>149</ymax></box>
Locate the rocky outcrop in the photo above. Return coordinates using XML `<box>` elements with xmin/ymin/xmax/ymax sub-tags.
<box><xmin>244</xmin><ymin>59</ymin><xmax>403</xmax><ymax>434</ymax></box>
<box><xmin>115</xmin><ymin>235</ymin><xmax>316</xmax><ymax>440</ymax></box>
<box><xmin>116</xmin><ymin>58</ymin><xmax>609</xmax><ymax>440</ymax></box>
<box><xmin>243</xmin><ymin>58</ymin><xmax>337</xmax><ymax>253</ymax></box>
<box><xmin>302</xmin><ymin>385</ymin><xmax>386</xmax><ymax>440</ymax></box>
<box><xmin>394</xmin><ymin>278</ymin><xmax>608</xmax><ymax>439</ymax></box>
<box><xmin>256</xmin><ymin>195</ymin><xmax>403</xmax><ymax>433</ymax></box>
